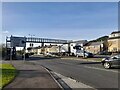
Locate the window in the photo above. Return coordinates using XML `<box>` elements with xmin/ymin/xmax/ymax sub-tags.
<box><xmin>111</xmin><ymin>55</ymin><xmax>120</xmax><ymax>60</ymax></box>
<box><xmin>113</xmin><ymin>47</ymin><xmax>117</xmax><ymax>52</ymax></box>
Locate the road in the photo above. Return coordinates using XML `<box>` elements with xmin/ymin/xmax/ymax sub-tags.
<box><xmin>27</xmin><ymin>56</ymin><xmax>119</xmax><ymax>90</ymax></box>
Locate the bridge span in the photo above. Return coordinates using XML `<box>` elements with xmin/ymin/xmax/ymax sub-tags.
<box><xmin>6</xmin><ymin>36</ymin><xmax>72</xmax><ymax>44</ymax></box>
<box><xmin>5</xmin><ymin>36</ymin><xmax>73</xmax><ymax>60</ymax></box>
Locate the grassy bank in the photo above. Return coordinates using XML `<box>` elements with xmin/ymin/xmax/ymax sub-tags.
<box><xmin>0</xmin><ymin>64</ymin><xmax>18</xmax><ymax>89</ymax></box>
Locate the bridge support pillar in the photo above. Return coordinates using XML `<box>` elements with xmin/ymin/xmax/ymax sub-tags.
<box><xmin>12</xmin><ymin>47</ymin><xmax>16</xmax><ymax>60</ymax></box>
<box><xmin>41</xmin><ymin>43</ymin><xmax>44</xmax><ymax>47</ymax></box>
<box><xmin>68</xmin><ymin>43</ymin><xmax>71</xmax><ymax>56</ymax></box>
<box><xmin>41</xmin><ymin>43</ymin><xmax>45</xmax><ymax>54</ymax></box>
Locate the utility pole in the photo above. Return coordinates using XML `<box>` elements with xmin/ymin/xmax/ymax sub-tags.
<box><xmin>23</xmin><ymin>36</ymin><xmax>26</xmax><ymax>61</ymax></box>
<box><xmin>10</xmin><ymin>47</ymin><xmax>12</xmax><ymax>63</ymax></box>
<box><xmin>23</xmin><ymin>46</ymin><xmax>26</xmax><ymax>61</ymax></box>
<box><xmin>6</xmin><ymin>36</ymin><xmax>8</xmax><ymax>60</ymax></box>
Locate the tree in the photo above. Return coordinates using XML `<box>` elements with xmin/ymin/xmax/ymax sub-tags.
<box><xmin>0</xmin><ymin>44</ymin><xmax>6</xmax><ymax>59</ymax></box>
<box><xmin>90</xmin><ymin>36</ymin><xmax>108</xmax><ymax>42</ymax></box>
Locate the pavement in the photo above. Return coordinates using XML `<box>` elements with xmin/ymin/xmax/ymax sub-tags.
<box><xmin>3</xmin><ymin>60</ymin><xmax>62</xmax><ymax>90</ymax></box>
<box><xmin>2</xmin><ymin>55</ymin><xmax>119</xmax><ymax>90</ymax></box>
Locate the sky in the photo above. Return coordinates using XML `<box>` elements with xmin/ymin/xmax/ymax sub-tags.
<box><xmin>1</xmin><ymin>0</ymin><xmax>120</xmax><ymax>2</ymax></box>
<box><xmin>2</xmin><ymin>2</ymin><xmax>118</xmax><ymax>43</ymax></box>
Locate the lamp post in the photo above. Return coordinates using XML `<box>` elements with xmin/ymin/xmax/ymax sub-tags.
<box><xmin>2</xmin><ymin>31</ymin><xmax>9</xmax><ymax>60</ymax></box>
<box><xmin>6</xmin><ymin>36</ymin><xmax>8</xmax><ymax>60</ymax></box>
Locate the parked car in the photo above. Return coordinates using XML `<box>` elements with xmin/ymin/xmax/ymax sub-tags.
<box><xmin>76</xmin><ymin>50</ymin><xmax>94</xmax><ymax>58</ymax></box>
<box><xmin>101</xmin><ymin>54</ymin><xmax>120</xmax><ymax>69</ymax></box>
<box><xmin>46</xmin><ymin>52</ymin><xmax>56</xmax><ymax>57</ymax></box>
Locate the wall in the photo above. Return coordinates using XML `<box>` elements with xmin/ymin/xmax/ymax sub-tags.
<box><xmin>108</xmin><ymin>38</ymin><xmax>120</xmax><ymax>52</ymax></box>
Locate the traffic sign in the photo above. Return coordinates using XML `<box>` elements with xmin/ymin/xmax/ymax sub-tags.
<box><xmin>10</xmin><ymin>36</ymin><xmax>26</xmax><ymax>47</ymax></box>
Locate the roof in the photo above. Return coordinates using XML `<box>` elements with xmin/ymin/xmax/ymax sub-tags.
<box><xmin>85</xmin><ymin>41</ymin><xmax>104</xmax><ymax>46</ymax></box>
<box><xmin>111</xmin><ymin>31</ymin><xmax>120</xmax><ymax>34</ymax></box>
<box><xmin>108</xmin><ymin>36</ymin><xmax>120</xmax><ymax>40</ymax></box>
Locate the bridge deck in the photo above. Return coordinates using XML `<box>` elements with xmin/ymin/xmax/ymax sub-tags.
<box><xmin>26</xmin><ymin>37</ymin><xmax>69</xmax><ymax>44</ymax></box>
<box><xmin>7</xmin><ymin>37</ymin><xmax>71</xmax><ymax>44</ymax></box>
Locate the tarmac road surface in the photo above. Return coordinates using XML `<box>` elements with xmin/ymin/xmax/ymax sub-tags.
<box><xmin>28</xmin><ymin>56</ymin><xmax>119</xmax><ymax>90</ymax></box>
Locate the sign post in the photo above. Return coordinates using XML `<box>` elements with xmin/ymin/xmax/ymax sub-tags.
<box><xmin>6</xmin><ymin>36</ymin><xmax>8</xmax><ymax>60</ymax></box>
<box><xmin>10</xmin><ymin>36</ymin><xmax>26</xmax><ymax>60</ymax></box>
<box><xmin>24</xmin><ymin>47</ymin><xmax>26</xmax><ymax>61</ymax></box>
<box><xmin>10</xmin><ymin>47</ymin><xmax>12</xmax><ymax>63</ymax></box>
<box><xmin>11</xmin><ymin>36</ymin><xmax>26</xmax><ymax>47</ymax></box>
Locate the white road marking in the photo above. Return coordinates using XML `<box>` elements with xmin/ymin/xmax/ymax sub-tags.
<box><xmin>84</xmin><ymin>66</ymin><xmax>119</xmax><ymax>73</ymax></box>
<box><xmin>54</xmin><ymin>72</ymin><xmax>96</xmax><ymax>89</ymax></box>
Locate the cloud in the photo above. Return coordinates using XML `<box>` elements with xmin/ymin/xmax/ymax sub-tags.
<box><xmin>2</xmin><ymin>30</ymin><xmax>9</xmax><ymax>34</ymax></box>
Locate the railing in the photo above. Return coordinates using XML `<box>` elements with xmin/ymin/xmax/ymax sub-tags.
<box><xmin>7</xmin><ymin>36</ymin><xmax>72</xmax><ymax>44</ymax></box>
<box><xmin>26</xmin><ymin>37</ymin><xmax>69</xmax><ymax>44</ymax></box>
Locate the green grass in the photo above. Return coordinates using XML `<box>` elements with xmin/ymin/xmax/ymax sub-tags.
<box><xmin>61</xmin><ymin>57</ymin><xmax>102</xmax><ymax>62</ymax></box>
<box><xmin>0</xmin><ymin>64</ymin><xmax>18</xmax><ymax>89</ymax></box>
<box><xmin>85</xmin><ymin>58</ymin><xmax>102</xmax><ymax>61</ymax></box>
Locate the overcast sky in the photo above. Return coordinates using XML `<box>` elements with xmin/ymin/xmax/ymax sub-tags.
<box><xmin>2</xmin><ymin>2</ymin><xmax>118</xmax><ymax>43</ymax></box>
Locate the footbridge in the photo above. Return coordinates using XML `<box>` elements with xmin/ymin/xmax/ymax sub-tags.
<box><xmin>26</xmin><ymin>37</ymin><xmax>70</xmax><ymax>44</ymax></box>
<box><xmin>6</xmin><ymin>36</ymin><xmax>72</xmax><ymax>44</ymax></box>
<box><xmin>6</xmin><ymin>36</ymin><xmax>72</xmax><ymax>60</ymax></box>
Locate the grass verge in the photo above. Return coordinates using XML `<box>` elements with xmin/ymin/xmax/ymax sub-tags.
<box><xmin>83</xmin><ymin>58</ymin><xmax>102</xmax><ymax>61</ymax></box>
<box><xmin>61</xmin><ymin>57</ymin><xmax>102</xmax><ymax>62</ymax></box>
<box><xmin>0</xmin><ymin>63</ymin><xmax>18</xmax><ymax>89</ymax></box>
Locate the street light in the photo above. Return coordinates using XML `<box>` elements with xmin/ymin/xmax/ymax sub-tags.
<box><xmin>2</xmin><ymin>30</ymin><xmax>9</xmax><ymax>60</ymax></box>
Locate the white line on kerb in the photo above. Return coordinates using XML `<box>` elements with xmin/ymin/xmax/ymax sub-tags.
<box><xmin>54</xmin><ymin>72</ymin><xmax>96</xmax><ymax>89</ymax></box>
<box><xmin>84</xmin><ymin>66</ymin><xmax>119</xmax><ymax>73</ymax></box>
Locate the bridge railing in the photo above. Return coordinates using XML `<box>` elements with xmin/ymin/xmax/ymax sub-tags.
<box><xmin>6</xmin><ymin>36</ymin><xmax>72</xmax><ymax>44</ymax></box>
<box><xmin>26</xmin><ymin>37</ymin><xmax>69</xmax><ymax>43</ymax></box>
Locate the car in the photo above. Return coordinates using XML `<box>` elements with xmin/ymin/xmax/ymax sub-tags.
<box><xmin>101</xmin><ymin>54</ymin><xmax>120</xmax><ymax>69</ymax></box>
<box><xmin>76</xmin><ymin>50</ymin><xmax>94</xmax><ymax>58</ymax></box>
<box><xmin>46</xmin><ymin>52</ymin><xmax>56</xmax><ymax>57</ymax></box>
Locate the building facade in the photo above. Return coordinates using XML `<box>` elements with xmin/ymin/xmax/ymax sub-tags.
<box><xmin>27</xmin><ymin>45</ymin><xmax>59</xmax><ymax>55</ymax></box>
<box><xmin>108</xmin><ymin>31</ymin><xmax>120</xmax><ymax>53</ymax></box>
<box><xmin>84</xmin><ymin>41</ymin><xmax>107</xmax><ymax>54</ymax></box>
<box><xmin>44</xmin><ymin>45</ymin><xmax>59</xmax><ymax>54</ymax></box>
